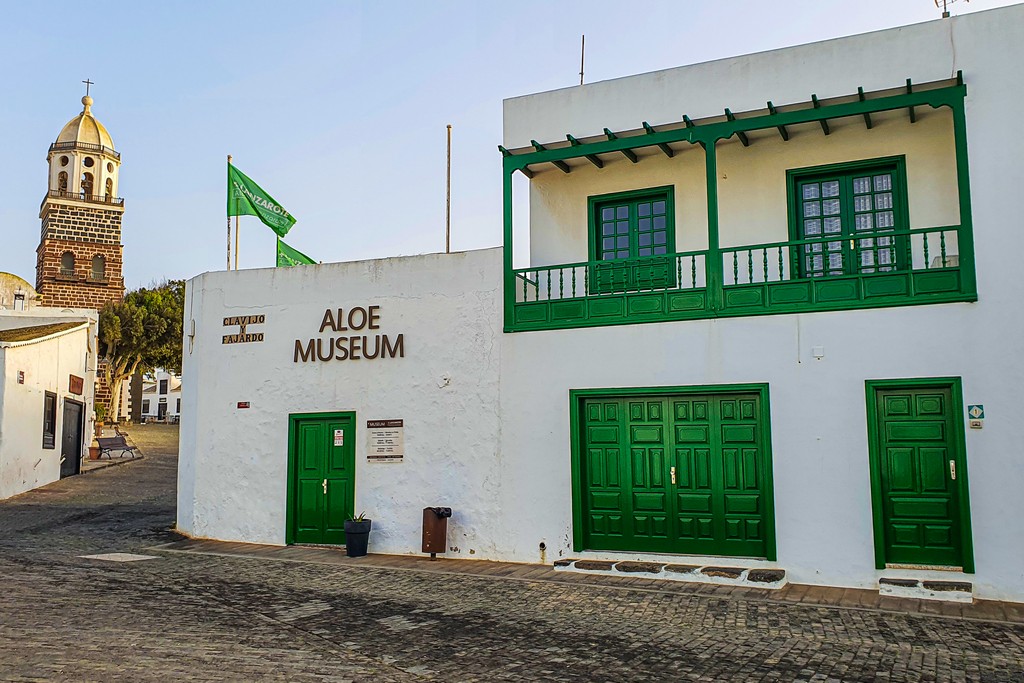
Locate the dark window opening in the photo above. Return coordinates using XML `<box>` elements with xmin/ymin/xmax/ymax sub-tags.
<box><xmin>43</xmin><ymin>392</ymin><xmax>57</xmax><ymax>449</ymax></box>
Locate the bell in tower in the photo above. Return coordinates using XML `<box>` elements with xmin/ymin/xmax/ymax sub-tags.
<box><xmin>36</xmin><ymin>82</ymin><xmax>125</xmax><ymax>310</ymax></box>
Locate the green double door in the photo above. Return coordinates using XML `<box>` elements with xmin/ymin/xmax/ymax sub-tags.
<box><xmin>870</xmin><ymin>385</ymin><xmax>970</xmax><ymax>568</ymax></box>
<box><xmin>288</xmin><ymin>413</ymin><xmax>355</xmax><ymax>545</ymax></box>
<box><xmin>580</xmin><ymin>392</ymin><xmax>773</xmax><ymax>558</ymax></box>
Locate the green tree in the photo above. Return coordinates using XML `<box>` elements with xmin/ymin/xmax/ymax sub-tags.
<box><xmin>98</xmin><ymin>280</ymin><xmax>184</xmax><ymax>420</ymax></box>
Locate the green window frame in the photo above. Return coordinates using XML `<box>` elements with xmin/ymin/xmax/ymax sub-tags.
<box><xmin>588</xmin><ymin>187</ymin><xmax>676</xmax><ymax>293</ymax></box>
<box><xmin>787</xmin><ymin>157</ymin><xmax>910</xmax><ymax>279</ymax></box>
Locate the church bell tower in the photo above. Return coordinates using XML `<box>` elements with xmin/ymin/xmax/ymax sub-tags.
<box><xmin>36</xmin><ymin>85</ymin><xmax>125</xmax><ymax>309</ymax></box>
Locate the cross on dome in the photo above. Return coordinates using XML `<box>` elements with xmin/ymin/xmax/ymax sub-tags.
<box><xmin>81</xmin><ymin>79</ymin><xmax>94</xmax><ymax>113</ymax></box>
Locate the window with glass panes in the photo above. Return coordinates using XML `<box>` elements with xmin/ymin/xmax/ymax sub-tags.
<box><xmin>592</xmin><ymin>189</ymin><xmax>673</xmax><ymax>262</ymax></box>
<box><xmin>791</xmin><ymin>159</ymin><xmax>907</xmax><ymax>278</ymax></box>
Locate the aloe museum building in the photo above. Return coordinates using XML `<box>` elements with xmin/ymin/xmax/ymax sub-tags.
<box><xmin>178</xmin><ymin>8</ymin><xmax>1024</xmax><ymax>603</ymax></box>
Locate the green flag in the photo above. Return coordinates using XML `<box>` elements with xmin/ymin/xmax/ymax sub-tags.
<box><xmin>277</xmin><ymin>238</ymin><xmax>315</xmax><ymax>267</ymax></box>
<box><xmin>227</xmin><ymin>163</ymin><xmax>296</xmax><ymax>237</ymax></box>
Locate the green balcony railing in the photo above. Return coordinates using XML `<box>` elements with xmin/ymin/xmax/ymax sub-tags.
<box><xmin>717</xmin><ymin>225</ymin><xmax>966</xmax><ymax>315</ymax></box>
<box><xmin>511</xmin><ymin>250</ymin><xmax>709</xmax><ymax>329</ymax></box>
<box><xmin>507</xmin><ymin>225</ymin><xmax>973</xmax><ymax>331</ymax></box>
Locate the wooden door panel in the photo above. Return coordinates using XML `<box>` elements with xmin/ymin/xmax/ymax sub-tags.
<box><xmin>627</xmin><ymin>400</ymin><xmax>672</xmax><ymax>542</ymax></box>
<box><xmin>582</xmin><ymin>401</ymin><xmax>631</xmax><ymax>547</ymax></box>
<box><xmin>294</xmin><ymin>479</ymin><xmax>324</xmax><ymax>543</ymax></box>
<box><xmin>715</xmin><ymin>396</ymin><xmax>767</xmax><ymax>553</ymax></box>
<box><xmin>324</xmin><ymin>419</ymin><xmax>355</xmax><ymax>544</ymax></box>
<box><xmin>580</xmin><ymin>392</ymin><xmax>770</xmax><ymax>558</ymax></box>
<box><xmin>289</xmin><ymin>414</ymin><xmax>356</xmax><ymax>546</ymax></box>
<box><xmin>875</xmin><ymin>387</ymin><xmax>962</xmax><ymax>566</ymax></box>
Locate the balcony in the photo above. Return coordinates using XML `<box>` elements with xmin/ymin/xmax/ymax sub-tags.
<box><xmin>48</xmin><ymin>141</ymin><xmax>120</xmax><ymax>160</ymax></box>
<box><xmin>41</xmin><ymin>190</ymin><xmax>125</xmax><ymax>211</ymax></box>
<box><xmin>502</xmin><ymin>76</ymin><xmax>977</xmax><ymax>332</ymax></box>
<box><xmin>511</xmin><ymin>226</ymin><xmax>968</xmax><ymax>330</ymax></box>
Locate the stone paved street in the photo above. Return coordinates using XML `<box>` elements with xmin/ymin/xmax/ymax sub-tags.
<box><xmin>1</xmin><ymin>425</ymin><xmax>1022</xmax><ymax>682</ymax></box>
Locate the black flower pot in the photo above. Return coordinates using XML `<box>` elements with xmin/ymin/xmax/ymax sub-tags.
<box><xmin>343</xmin><ymin>519</ymin><xmax>372</xmax><ymax>557</ymax></box>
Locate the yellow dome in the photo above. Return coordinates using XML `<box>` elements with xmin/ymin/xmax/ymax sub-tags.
<box><xmin>55</xmin><ymin>96</ymin><xmax>115</xmax><ymax>150</ymax></box>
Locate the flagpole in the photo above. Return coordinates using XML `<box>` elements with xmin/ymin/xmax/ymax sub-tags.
<box><xmin>227</xmin><ymin>154</ymin><xmax>233</xmax><ymax>270</ymax></box>
<box><xmin>446</xmin><ymin>124</ymin><xmax>452</xmax><ymax>254</ymax></box>
<box><xmin>234</xmin><ymin>215</ymin><xmax>240</xmax><ymax>270</ymax></box>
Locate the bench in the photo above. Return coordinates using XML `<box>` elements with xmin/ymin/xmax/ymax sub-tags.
<box><xmin>96</xmin><ymin>435</ymin><xmax>139</xmax><ymax>459</ymax></box>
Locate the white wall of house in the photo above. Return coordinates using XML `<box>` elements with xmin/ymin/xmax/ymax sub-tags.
<box><xmin>178</xmin><ymin>7</ymin><xmax>1024</xmax><ymax>604</ymax></box>
<box><xmin>499</xmin><ymin>6</ymin><xmax>1024</xmax><ymax>602</ymax></box>
<box><xmin>141</xmin><ymin>370</ymin><xmax>182</xmax><ymax>420</ymax></box>
<box><xmin>177</xmin><ymin>249</ymin><xmax>504</xmax><ymax>554</ymax></box>
<box><xmin>0</xmin><ymin>320</ymin><xmax>95</xmax><ymax>499</ymax></box>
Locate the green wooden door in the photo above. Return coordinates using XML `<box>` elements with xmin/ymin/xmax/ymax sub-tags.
<box><xmin>289</xmin><ymin>413</ymin><xmax>355</xmax><ymax>545</ymax></box>
<box><xmin>580</xmin><ymin>392</ymin><xmax>771</xmax><ymax>558</ymax></box>
<box><xmin>872</xmin><ymin>387</ymin><xmax>965</xmax><ymax>567</ymax></box>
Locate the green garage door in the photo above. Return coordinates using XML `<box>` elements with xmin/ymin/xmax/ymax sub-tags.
<box><xmin>578</xmin><ymin>390</ymin><xmax>774</xmax><ymax>559</ymax></box>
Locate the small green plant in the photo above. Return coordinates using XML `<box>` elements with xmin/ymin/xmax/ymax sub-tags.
<box><xmin>95</xmin><ymin>404</ymin><xmax>108</xmax><ymax>422</ymax></box>
<box><xmin>350</xmin><ymin>511</ymin><xmax>367</xmax><ymax>522</ymax></box>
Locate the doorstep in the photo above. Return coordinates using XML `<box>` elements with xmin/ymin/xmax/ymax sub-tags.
<box><xmin>554</xmin><ymin>558</ymin><xmax>787</xmax><ymax>589</ymax></box>
<box><xmin>880</xmin><ymin>577</ymin><xmax>974</xmax><ymax>603</ymax></box>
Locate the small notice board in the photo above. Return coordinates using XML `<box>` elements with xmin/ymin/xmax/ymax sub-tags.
<box><xmin>367</xmin><ymin>419</ymin><xmax>404</xmax><ymax>463</ymax></box>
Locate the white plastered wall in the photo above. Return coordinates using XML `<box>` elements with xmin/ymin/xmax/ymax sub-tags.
<box><xmin>179</xmin><ymin>7</ymin><xmax>1024</xmax><ymax>603</ymax></box>
<box><xmin>527</xmin><ymin>111</ymin><xmax>959</xmax><ymax>268</ymax></box>
<box><xmin>0</xmin><ymin>325</ymin><xmax>95</xmax><ymax>499</ymax></box>
<box><xmin>496</xmin><ymin>7</ymin><xmax>1024</xmax><ymax>602</ymax></box>
<box><xmin>178</xmin><ymin>249</ymin><xmax>503</xmax><ymax>556</ymax></box>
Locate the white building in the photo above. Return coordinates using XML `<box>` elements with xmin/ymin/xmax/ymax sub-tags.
<box><xmin>179</xmin><ymin>8</ymin><xmax>1024</xmax><ymax>603</ymax></box>
<box><xmin>140</xmin><ymin>370</ymin><xmax>181</xmax><ymax>422</ymax></box>
<box><xmin>0</xmin><ymin>308</ymin><xmax>97</xmax><ymax>499</ymax></box>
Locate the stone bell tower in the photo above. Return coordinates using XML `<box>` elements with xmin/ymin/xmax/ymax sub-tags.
<box><xmin>36</xmin><ymin>85</ymin><xmax>125</xmax><ymax>309</ymax></box>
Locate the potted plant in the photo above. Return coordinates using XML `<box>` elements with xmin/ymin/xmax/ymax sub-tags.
<box><xmin>94</xmin><ymin>404</ymin><xmax>107</xmax><ymax>436</ymax></box>
<box><xmin>343</xmin><ymin>512</ymin><xmax>372</xmax><ymax>558</ymax></box>
<box><xmin>88</xmin><ymin>438</ymin><xmax>101</xmax><ymax>460</ymax></box>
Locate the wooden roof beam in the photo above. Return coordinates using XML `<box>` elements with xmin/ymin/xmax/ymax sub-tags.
<box><xmin>811</xmin><ymin>94</ymin><xmax>831</xmax><ymax>135</ymax></box>
<box><xmin>767</xmin><ymin>101</ymin><xmax>789</xmax><ymax>141</ymax></box>
<box><xmin>531</xmin><ymin>140</ymin><xmax>571</xmax><ymax>173</ymax></box>
<box><xmin>499</xmin><ymin>145</ymin><xmax>534</xmax><ymax>178</ymax></box>
<box><xmin>857</xmin><ymin>88</ymin><xmax>873</xmax><ymax>129</ymax></box>
<box><xmin>603</xmin><ymin>128</ymin><xmax>638</xmax><ymax>163</ymax></box>
<box><xmin>566</xmin><ymin>134</ymin><xmax>604</xmax><ymax>168</ymax></box>
<box><xmin>906</xmin><ymin>79</ymin><xmax>917</xmax><ymax>123</ymax></box>
<box><xmin>724</xmin><ymin>109</ymin><xmax>750</xmax><ymax>146</ymax></box>
<box><xmin>642</xmin><ymin>122</ymin><xmax>674</xmax><ymax>157</ymax></box>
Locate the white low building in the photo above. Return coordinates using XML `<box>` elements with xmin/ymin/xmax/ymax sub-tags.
<box><xmin>0</xmin><ymin>308</ymin><xmax>97</xmax><ymax>499</ymax></box>
<box><xmin>140</xmin><ymin>370</ymin><xmax>182</xmax><ymax>422</ymax></box>
<box><xmin>178</xmin><ymin>8</ymin><xmax>1024</xmax><ymax>603</ymax></box>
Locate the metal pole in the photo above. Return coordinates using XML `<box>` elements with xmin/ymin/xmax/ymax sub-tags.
<box><xmin>580</xmin><ymin>35</ymin><xmax>585</xmax><ymax>86</ymax></box>
<box><xmin>234</xmin><ymin>215</ymin><xmax>240</xmax><ymax>270</ymax></box>
<box><xmin>446</xmin><ymin>124</ymin><xmax>452</xmax><ymax>254</ymax></box>
<box><xmin>227</xmin><ymin>154</ymin><xmax>232</xmax><ymax>270</ymax></box>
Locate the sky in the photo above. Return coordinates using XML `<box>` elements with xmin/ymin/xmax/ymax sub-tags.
<box><xmin>0</xmin><ymin>0</ymin><xmax>1017</xmax><ymax>289</ymax></box>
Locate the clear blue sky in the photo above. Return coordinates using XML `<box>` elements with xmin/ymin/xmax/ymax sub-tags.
<box><xmin>0</xmin><ymin>0</ymin><xmax>1016</xmax><ymax>288</ymax></box>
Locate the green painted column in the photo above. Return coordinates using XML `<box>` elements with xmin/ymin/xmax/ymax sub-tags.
<box><xmin>703</xmin><ymin>138</ymin><xmax>723</xmax><ymax>312</ymax></box>
<box><xmin>502</xmin><ymin>164</ymin><xmax>516</xmax><ymax>331</ymax></box>
<box><xmin>951</xmin><ymin>93</ymin><xmax>978</xmax><ymax>298</ymax></box>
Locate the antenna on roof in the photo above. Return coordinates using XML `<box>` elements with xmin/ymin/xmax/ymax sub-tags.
<box><xmin>579</xmin><ymin>35</ymin><xmax>585</xmax><ymax>86</ymax></box>
<box><xmin>934</xmin><ymin>0</ymin><xmax>968</xmax><ymax>18</ymax></box>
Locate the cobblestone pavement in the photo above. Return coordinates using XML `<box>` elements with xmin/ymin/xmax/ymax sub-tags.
<box><xmin>1</xmin><ymin>426</ymin><xmax>1022</xmax><ymax>682</ymax></box>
